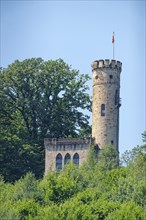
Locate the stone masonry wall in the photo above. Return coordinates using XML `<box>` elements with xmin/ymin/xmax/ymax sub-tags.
<box><xmin>44</xmin><ymin>138</ymin><xmax>92</xmax><ymax>175</ymax></box>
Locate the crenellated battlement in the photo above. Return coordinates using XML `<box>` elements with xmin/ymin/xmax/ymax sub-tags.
<box><xmin>91</xmin><ymin>59</ymin><xmax>122</xmax><ymax>71</ymax></box>
<box><xmin>44</xmin><ymin>137</ymin><xmax>93</xmax><ymax>147</ymax></box>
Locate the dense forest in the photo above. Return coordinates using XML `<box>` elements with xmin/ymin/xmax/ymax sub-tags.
<box><xmin>0</xmin><ymin>58</ymin><xmax>145</xmax><ymax>219</ymax></box>
<box><xmin>0</xmin><ymin>143</ymin><xmax>146</xmax><ymax>220</ymax></box>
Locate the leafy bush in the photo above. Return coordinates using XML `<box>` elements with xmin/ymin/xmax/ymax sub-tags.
<box><xmin>0</xmin><ymin>144</ymin><xmax>145</xmax><ymax>219</ymax></box>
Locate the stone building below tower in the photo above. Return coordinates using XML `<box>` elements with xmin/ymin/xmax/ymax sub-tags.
<box><xmin>45</xmin><ymin>137</ymin><xmax>92</xmax><ymax>175</ymax></box>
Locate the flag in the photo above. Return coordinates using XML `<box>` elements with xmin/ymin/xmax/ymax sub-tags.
<box><xmin>112</xmin><ymin>32</ymin><xmax>114</xmax><ymax>44</ymax></box>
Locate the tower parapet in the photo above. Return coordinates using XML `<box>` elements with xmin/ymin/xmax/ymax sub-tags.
<box><xmin>91</xmin><ymin>59</ymin><xmax>122</xmax><ymax>151</ymax></box>
<box><xmin>91</xmin><ymin>59</ymin><xmax>122</xmax><ymax>71</ymax></box>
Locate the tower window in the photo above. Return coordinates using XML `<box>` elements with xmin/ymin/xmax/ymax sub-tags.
<box><xmin>101</xmin><ymin>104</ymin><xmax>105</xmax><ymax>116</ymax></box>
<box><xmin>56</xmin><ymin>153</ymin><xmax>62</xmax><ymax>170</ymax></box>
<box><xmin>73</xmin><ymin>153</ymin><xmax>79</xmax><ymax>166</ymax></box>
<box><xmin>115</xmin><ymin>90</ymin><xmax>118</xmax><ymax>105</ymax></box>
<box><xmin>109</xmin><ymin>75</ymin><xmax>113</xmax><ymax>79</ymax></box>
<box><xmin>64</xmin><ymin>153</ymin><xmax>71</xmax><ymax>165</ymax></box>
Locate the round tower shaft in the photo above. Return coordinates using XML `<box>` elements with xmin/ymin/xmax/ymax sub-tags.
<box><xmin>91</xmin><ymin>59</ymin><xmax>122</xmax><ymax>151</ymax></box>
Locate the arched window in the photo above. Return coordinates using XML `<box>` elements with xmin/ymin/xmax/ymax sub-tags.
<box><xmin>73</xmin><ymin>153</ymin><xmax>79</xmax><ymax>166</ymax></box>
<box><xmin>64</xmin><ymin>153</ymin><xmax>71</xmax><ymax>165</ymax></box>
<box><xmin>56</xmin><ymin>153</ymin><xmax>62</xmax><ymax>170</ymax></box>
<box><xmin>101</xmin><ymin>104</ymin><xmax>105</xmax><ymax>116</ymax></box>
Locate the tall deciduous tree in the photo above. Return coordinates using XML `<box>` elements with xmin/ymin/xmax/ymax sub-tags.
<box><xmin>0</xmin><ymin>58</ymin><xmax>91</xmax><ymax>181</ymax></box>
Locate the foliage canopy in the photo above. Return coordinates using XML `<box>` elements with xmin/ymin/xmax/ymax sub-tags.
<box><xmin>0</xmin><ymin>144</ymin><xmax>146</xmax><ymax>220</ymax></box>
<box><xmin>0</xmin><ymin>58</ymin><xmax>91</xmax><ymax>181</ymax></box>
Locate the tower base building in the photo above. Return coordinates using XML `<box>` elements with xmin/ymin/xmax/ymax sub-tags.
<box><xmin>45</xmin><ymin>59</ymin><xmax>122</xmax><ymax>175</ymax></box>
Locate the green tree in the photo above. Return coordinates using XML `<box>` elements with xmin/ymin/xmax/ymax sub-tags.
<box><xmin>39</xmin><ymin>171</ymin><xmax>78</xmax><ymax>205</ymax></box>
<box><xmin>120</xmin><ymin>144</ymin><xmax>146</xmax><ymax>166</ymax></box>
<box><xmin>97</xmin><ymin>145</ymin><xmax>119</xmax><ymax>171</ymax></box>
<box><xmin>0</xmin><ymin>58</ymin><xmax>91</xmax><ymax>181</ymax></box>
<box><xmin>12</xmin><ymin>172</ymin><xmax>38</xmax><ymax>201</ymax></box>
<box><xmin>0</xmin><ymin>143</ymin><xmax>146</xmax><ymax>220</ymax></box>
<box><xmin>105</xmin><ymin>202</ymin><xmax>144</xmax><ymax>220</ymax></box>
<box><xmin>142</xmin><ymin>131</ymin><xmax>146</xmax><ymax>142</ymax></box>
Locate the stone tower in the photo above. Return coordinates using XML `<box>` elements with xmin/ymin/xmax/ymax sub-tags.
<box><xmin>91</xmin><ymin>59</ymin><xmax>122</xmax><ymax>151</ymax></box>
<box><xmin>45</xmin><ymin>59</ymin><xmax>122</xmax><ymax>174</ymax></box>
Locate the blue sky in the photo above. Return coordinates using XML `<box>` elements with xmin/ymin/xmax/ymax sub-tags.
<box><xmin>1</xmin><ymin>0</ymin><xmax>145</xmax><ymax>154</ymax></box>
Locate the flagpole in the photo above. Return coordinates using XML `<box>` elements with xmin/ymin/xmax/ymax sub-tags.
<box><xmin>112</xmin><ymin>32</ymin><xmax>115</xmax><ymax>59</ymax></box>
<box><xmin>113</xmin><ymin>38</ymin><xmax>114</xmax><ymax>59</ymax></box>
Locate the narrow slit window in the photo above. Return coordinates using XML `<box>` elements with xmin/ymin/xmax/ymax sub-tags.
<box><xmin>101</xmin><ymin>104</ymin><xmax>105</xmax><ymax>116</ymax></box>
<box><xmin>115</xmin><ymin>90</ymin><xmax>118</xmax><ymax>105</ymax></box>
